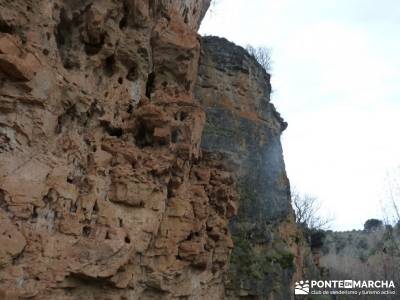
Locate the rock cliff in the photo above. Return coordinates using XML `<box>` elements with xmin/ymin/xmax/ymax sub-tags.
<box><xmin>0</xmin><ymin>1</ymin><xmax>314</xmax><ymax>299</ymax></box>
<box><xmin>196</xmin><ymin>37</ymin><xmax>317</xmax><ymax>300</ymax></box>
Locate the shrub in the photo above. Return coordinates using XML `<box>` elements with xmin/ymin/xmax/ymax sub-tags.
<box><xmin>357</xmin><ymin>238</ymin><xmax>368</xmax><ymax>249</ymax></box>
<box><xmin>364</xmin><ymin>219</ymin><xmax>383</xmax><ymax>232</ymax></box>
<box><xmin>245</xmin><ymin>45</ymin><xmax>272</xmax><ymax>72</ymax></box>
<box><xmin>310</xmin><ymin>229</ymin><xmax>326</xmax><ymax>249</ymax></box>
<box><xmin>335</xmin><ymin>238</ymin><xmax>346</xmax><ymax>253</ymax></box>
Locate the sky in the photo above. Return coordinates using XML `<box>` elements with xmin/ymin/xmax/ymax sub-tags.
<box><xmin>200</xmin><ymin>0</ymin><xmax>400</xmax><ymax>230</ymax></box>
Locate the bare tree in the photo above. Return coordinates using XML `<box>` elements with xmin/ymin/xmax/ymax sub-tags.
<box><xmin>383</xmin><ymin>167</ymin><xmax>400</xmax><ymax>225</ymax></box>
<box><xmin>292</xmin><ymin>190</ymin><xmax>333</xmax><ymax>230</ymax></box>
<box><xmin>381</xmin><ymin>167</ymin><xmax>400</xmax><ymax>255</ymax></box>
<box><xmin>245</xmin><ymin>45</ymin><xmax>272</xmax><ymax>72</ymax></box>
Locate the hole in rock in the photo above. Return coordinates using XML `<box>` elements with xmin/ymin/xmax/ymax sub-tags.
<box><xmin>101</xmin><ymin>121</ymin><xmax>123</xmax><ymax>138</ymax></box>
<box><xmin>54</xmin><ymin>8</ymin><xmax>74</xmax><ymax>68</ymax></box>
<box><xmin>107</xmin><ymin>126</ymin><xmax>123</xmax><ymax>137</ymax></box>
<box><xmin>84</xmin><ymin>32</ymin><xmax>105</xmax><ymax>56</ymax></box>
<box><xmin>135</xmin><ymin>121</ymin><xmax>154</xmax><ymax>148</ymax></box>
<box><xmin>179</xmin><ymin>111</ymin><xmax>188</xmax><ymax>121</ymax></box>
<box><xmin>145</xmin><ymin>72</ymin><xmax>155</xmax><ymax>98</ymax></box>
<box><xmin>138</xmin><ymin>47</ymin><xmax>148</xmax><ymax>59</ymax></box>
<box><xmin>93</xmin><ymin>201</ymin><xmax>99</xmax><ymax>213</ymax></box>
<box><xmin>82</xmin><ymin>226</ymin><xmax>91</xmax><ymax>237</ymax></box>
<box><xmin>183</xmin><ymin>7</ymin><xmax>189</xmax><ymax>24</ymax></box>
<box><xmin>126</xmin><ymin>64</ymin><xmax>138</xmax><ymax>81</ymax></box>
<box><xmin>119</xmin><ymin>1</ymin><xmax>129</xmax><ymax>29</ymax></box>
<box><xmin>0</xmin><ymin>20</ymin><xmax>14</xmax><ymax>33</ymax></box>
<box><xmin>56</xmin><ymin>105</ymin><xmax>76</xmax><ymax>134</ymax></box>
<box><xmin>171</xmin><ymin>129</ymin><xmax>180</xmax><ymax>143</ymax></box>
<box><xmin>104</xmin><ymin>55</ymin><xmax>115</xmax><ymax>77</ymax></box>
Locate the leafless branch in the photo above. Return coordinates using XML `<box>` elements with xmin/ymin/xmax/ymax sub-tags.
<box><xmin>245</xmin><ymin>45</ymin><xmax>272</xmax><ymax>72</ymax></box>
<box><xmin>292</xmin><ymin>189</ymin><xmax>333</xmax><ymax>230</ymax></box>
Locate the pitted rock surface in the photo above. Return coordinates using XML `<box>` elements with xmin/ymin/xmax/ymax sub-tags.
<box><xmin>0</xmin><ymin>1</ymin><xmax>239</xmax><ymax>299</ymax></box>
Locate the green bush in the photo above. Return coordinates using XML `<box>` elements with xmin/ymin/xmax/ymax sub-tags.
<box><xmin>357</xmin><ymin>238</ymin><xmax>368</xmax><ymax>250</ymax></box>
<box><xmin>364</xmin><ymin>219</ymin><xmax>383</xmax><ymax>231</ymax></box>
<box><xmin>334</xmin><ymin>237</ymin><xmax>346</xmax><ymax>253</ymax></box>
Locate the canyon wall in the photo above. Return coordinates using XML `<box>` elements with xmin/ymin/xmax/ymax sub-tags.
<box><xmin>196</xmin><ymin>37</ymin><xmax>317</xmax><ymax>300</ymax></box>
<box><xmin>0</xmin><ymin>1</ymin><xmax>315</xmax><ymax>299</ymax></box>
<box><xmin>0</xmin><ymin>0</ymin><xmax>236</xmax><ymax>299</ymax></box>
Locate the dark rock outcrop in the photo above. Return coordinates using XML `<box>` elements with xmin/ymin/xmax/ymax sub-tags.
<box><xmin>196</xmin><ymin>37</ymin><xmax>314</xmax><ymax>299</ymax></box>
<box><xmin>197</xmin><ymin>37</ymin><xmax>289</xmax><ymax>222</ymax></box>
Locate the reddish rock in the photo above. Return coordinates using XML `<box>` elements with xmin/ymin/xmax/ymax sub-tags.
<box><xmin>0</xmin><ymin>1</ymin><xmax>307</xmax><ymax>299</ymax></box>
<box><xmin>0</xmin><ymin>0</ymin><xmax>239</xmax><ymax>299</ymax></box>
<box><xmin>0</xmin><ymin>210</ymin><xmax>26</xmax><ymax>267</ymax></box>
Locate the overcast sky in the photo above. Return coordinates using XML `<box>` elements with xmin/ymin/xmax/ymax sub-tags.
<box><xmin>200</xmin><ymin>0</ymin><xmax>400</xmax><ymax>230</ymax></box>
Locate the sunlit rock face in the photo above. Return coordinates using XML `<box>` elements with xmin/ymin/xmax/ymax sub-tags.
<box><xmin>196</xmin><ymin>37</ymin><xmax>313</xmax><ymax>300</ymax></box>
<box><xmin>0</xmin><ymin>0</ymin><xmax>239</xmax><ymax>299</ymax></box>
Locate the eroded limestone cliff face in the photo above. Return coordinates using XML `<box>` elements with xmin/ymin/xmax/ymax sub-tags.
<box><xmin>0</xmin><ymin>0</ymin><xmax>240</xmax><ymax>299</ymax></box>
<box><xmin>0</xmin><ymin>1</ymin><xmax>314</xmax><ymax>299</ymax></box>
